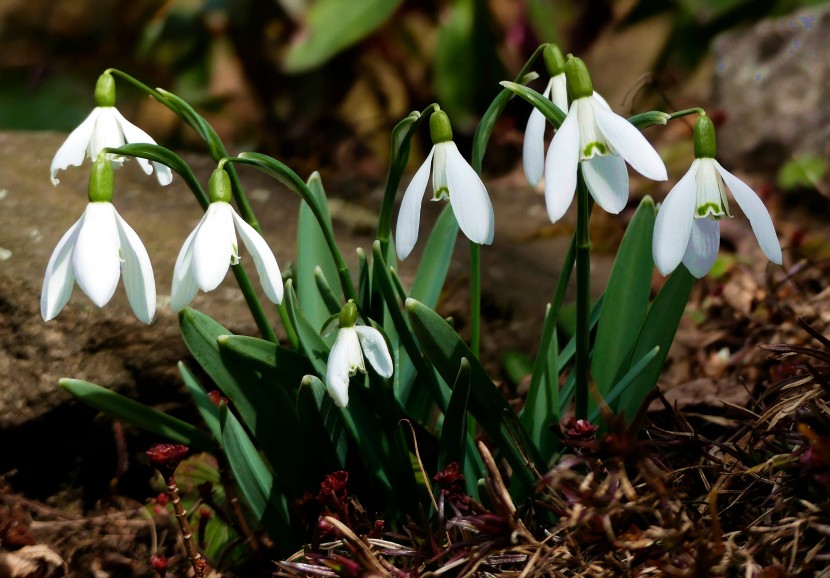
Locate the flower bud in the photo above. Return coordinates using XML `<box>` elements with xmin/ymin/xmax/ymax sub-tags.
<box><xmin>95</xmin><ymin>72</ymin><xmax>116</xmax><ymax>108</ymax></box>
<box><xmin>564</xmin><ymin>56</ymin><xmax>593</xmax><ymax>101</ymax></box>
<box><xmin>694</xmin><ymin>114</ymin><xmax>717</xmax><ymax>159</ymax></box>
<box><xmin>339</xmin><ymin>301</ymin><xmax>358</xmax><ymax>328</ymax></box>
<box><xmin>208</xmin><ymin>167</ymin><xmax>233</xmax><ymax>203</ymax></box>
<box><xmin>88</xmin><ymin>155</ymin><xmax>114</xmax><ymax>203</ymax></box>
<box><xmin>429</xmin><ymin>110</ymin><xmax>453</xmax><ymax>144</ymax></box>
<box><xmin>543</xmin><ymin>44</ymin><xmax>565</xmax><ymax>77</ymax></box>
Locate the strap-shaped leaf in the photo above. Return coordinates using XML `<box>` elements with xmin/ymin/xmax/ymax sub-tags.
<box><xmin>616</xmin><ymin>266</ymin><xmax>696</xmax><ymax>420</ymax></box>
<box><xmin>405</xmin><ymin>298</ymin><xmax>543</xmax><ymax>497</ymax></box>
<box><xmin>520</xmin><ymin>316</ymin><xmax>558</xmax><ymax>459</ymax></box>
<box><xmin>298</xmin><ymin>172</ymin><xmax>341</xmax><ymax>330</ymax></box>
<box><xmin>178</xmin><ymin>362</ymin><xmax>221</xmax><ymax>442</ymax></box>
<box><xmin>592</xmin><ymin>197</ymin><xmax>656</xmax><ymax>399</ymax></box>
<box><xmin>297</xmin><ymin>375</ymin><xmax>348</xmax><ymax>468</ymax></box>
<box><xmin>438</xmin><ymin>358</ymin><xmax>471</xmax><ymax>472</ymax></box>
<box><xmin>589</xmin><ymin>346</ymin><xmax>660</xmax><ymax>423</ymax></box>
<box><xmin>219</xmin><ymin>406</ymin><xmax>294</xmax><ymax>551</ymax></box>
<box><xmin>60</xmin><ymin>378</ymin><xmax>213</xmax><ymax>450</ymax></box>
<box><xmin>218</xmin><ymin>334</ymin><xmax>312</xmax><ymax>391</ymax></box>
<box><xmin>283</xmin><ymin>279</ymin><xmax>330</xmax><ymax>376</ymax></box>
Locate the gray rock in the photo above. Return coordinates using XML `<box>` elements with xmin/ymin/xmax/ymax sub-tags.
<box><xmin>712</xmin><ymin>5</ymin><xmax>830</xmax><ymax>168</ymax></box>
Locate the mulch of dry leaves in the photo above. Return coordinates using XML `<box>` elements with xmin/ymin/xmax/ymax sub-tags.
<box><xmin>4</xmin><ymin>222</ymin><xmax>830</xmax><ymax>577</ymax></box>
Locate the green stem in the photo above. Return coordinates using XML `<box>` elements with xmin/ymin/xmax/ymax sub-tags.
<box><xmin>470</xmin><ymin>242</ymin><xmax>482</xmax><ymax>357</ymax></box>
<box><xmin>669</xmin><ymin>107</ymin><xmax>705</xmax><ymax>121</ymax></box>
<box><xmin>575</xmin><ymin>171</ymin><xmax>591</xmax><ymax>420</ymax></box>
<box><xmin>377</xmin><ymin>104</ymin><xmax>439</xmax><ymax>258</ymax></box>
<box><xmin>106</xmin><ymin>68</ymin><xmax>280</xmax><ymax>342</ymax></box>
<box><xmin>231</xmin><ymin>265</ymin><xmax>277</xmax><ymax>342</ymax></box>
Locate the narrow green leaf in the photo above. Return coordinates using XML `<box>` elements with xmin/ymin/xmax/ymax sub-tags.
<box><xmin>297</xmin><ymin>172</ymin><xmax>341</xmax><ymax>330</ymax></box>
<box><xmin>589</xmin><ymin>346</ymin><xmax>660</xmax><ymax>423</ymax></box>
<box><xmin>520</xmin><ymin>319</ymin><xmax>558</xmax><ymax>457</ymax></box>
<box><xmin>314</xmin><ymin>266</ymin><xmax>342</xmax><ymax>315</ymax></box>
<box><xmin>357</xmin><ymin>247</ymin><xmax>371</xmax><ymax>313</ymax></box>
<box><xmin>592</xmin><ymin>197</ymin><xmax>656</xmax><ymax>398</ymax></box>
<box><xmin>219</xmin><ymin>406</ymin><xmax>294</xmax><ymax>551</ymax></box>
<box><xmin>616</xmin><ymin>266</ymin><xmax>695</xmax><ymax>421</ymax></box>
<box><xmin>283</xmin><ymin>0</ymin><xmax>403</xmax><ymax>73</ymax></box>
<box><xmin>410</xmin><ymin>205</ymin><xmax>458</xmax><ymax>306</ymax></box>
<box><xmin>283</xmin><ymin>279</ymin><xmax>330</xmax><ymax>376</ymax></box>
<box><xmin>297</xmin><ymin>375</ymin><xmax>348</xmax><ymax>468</ymax></box>
<box><xmin>217</xmin><ymin>335</ymin><xmax>313</xmax><ymax>390</ymax></box>
<box><xmin>178</xmin><ymin>362</ymin><xmax>221</xmax><ymax>442</ymax></box>
<box><xmin>438</xmin><ymin>359</ymin><xmax>471</xmax><ymax>471</ymax></box>
<box><xmin>406</xmin><ymin>298</ymin><xmax>544</xmax><ymax>497</ymax></box>
<box><xmin>60</xmin><ymin>378</ymin><xmax>213</xmax><ymax>450</ymax></box>
<box><xmin>372</xmin><ymin>242</ymin><xmax>450</xmax><ymax>412</ymax></box>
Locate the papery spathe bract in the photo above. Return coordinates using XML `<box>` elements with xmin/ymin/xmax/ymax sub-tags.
<box><xmin>395</xmin><ymin>110</ymin><xmax>494</xmax><ymax>261</ymax></box>
<box><xmin>325</xmin><ymin>302</ymin><xmax>393</xmax><ymax>408</ymax></box>
<box><xmin>41</xmin><ymin>202</ymin><xmax>156</xmax><ymax>323</ymax></box>
<box><xmin>544</xmin><ymin>57</ymin><xmax>667</xmax><ymax>223</ymax></box>
<box><xmin>170</xmin><ymin>168</ymin><xmax>283</xmax><ymax>311</ymax></box>
<box><xmin>50</xmin><ymin>72</ymin><xmax>172</xmax><ymax>186</ymax></box>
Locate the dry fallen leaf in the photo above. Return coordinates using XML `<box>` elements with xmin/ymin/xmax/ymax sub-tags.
<box><xmin>0</xmin><ymin>545</ymin><xmax>66</xmax><ymax>578</ymax></box>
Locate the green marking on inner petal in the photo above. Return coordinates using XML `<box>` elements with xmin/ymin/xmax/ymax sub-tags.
<box><xmin>696</xmin><ymin>203</ymin><xmax>725</xmax><ymax>219</ymax></box>
<box><xmin>583</xmin><ymin>142</ymin><xmax>607</xmax><ymax>158</ymax></box>
<box><xmin>432</xmin><ymin>186</ymin><xmax>450</xmax><ymax>201</ymax></box>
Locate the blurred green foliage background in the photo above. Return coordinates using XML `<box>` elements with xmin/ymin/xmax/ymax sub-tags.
<box><xmin>0</xmin><ymin>0</ymin><xmax>826</xmax><ymax>170</ymax></box>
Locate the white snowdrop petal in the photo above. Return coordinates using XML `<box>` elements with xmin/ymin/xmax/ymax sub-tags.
<box><xmin>192</xmin><ymin>203</ymin><xmax>236</xmax><ymax>291</ymax></box>
<box><xmin>355</xmin><ymin>325</ymin><xmax>394</xmax><ymax>378</ymax></box>
<box><xmin>544</xmin><ymin>104</ymin><xmax>580</xmax><ymax>223</ymax></box>
<box><xmin>326</xmin><ymin>329</ymin><xmax>358</xmax><ymax>408</ymax></box>
<box><xmin>72</xmin><ymin>203</ymin><xmax>121</xmax><ymax>307</ymax></box>
<box><xmin>714</xmin><ymin>160</ymin><xmax>783</xmax><ymax>265</ymax></box>
<box><xmin>581</xmin><ymin>154</ymin><xmax>629</xmax><ymax>214</ymax></box>
<box><xmin>551</xmin><ymin>74</ymin><xmax>569</xmax><ymax>115</ymax></box>
<box><xmin>682</xmin><ymin>218</ymin><xmax>720</xmax><ymax>278</ymax></box>
<box><xmin>653</xmin><ymin>161</ymin><xmax>699</xmax><ymax>276</ymax></box>
<box><xmin>41</xmin><ymin>218</ymin><xmax>82</xmax><ymax>320</ymax></box>
<box><xmin>232</xmin><ymin>211</ymin><xmax>284</xmax><ymax>304</ymax></box>
<box><xmin>593</xmin><ymin>104</ymin><xmax>667</xmax><ymax>181</ymax></box>
<box><xmin>445</xmin><ymin>143</ymin><xmax>494</xmax><ymax>245</ymax></box>
<box><xmin>395</xmin><ymin>147</ymin><xmax>434</xmax><ymax>260</ymax></box>
<box><xmin>171</xmin><ymin>226</ymin><xmax>200</xmax><ymax>312</ymax></box>
<box><xmin>114</xmin><ymin>209</ymin><xmax>156</xmax><ymax>323</ymax></box>
<box><xmin>523</xmin><ymin>105</ymin><xmax>547</xmax><ymax>186</ymax></box>
<box><xmin>88</xmin><ymin>108</ymin><xmax>126</xmax><ymax>161</ymax></box>
<box><xmin>113</xmin><ymin>109</ymin><xmax>173</xmax><ymax>185</ymax></box>
<box><xmin>50</xmin><ymin>109</ymin><xmax>101</xmax><ymax>184</ymax></box>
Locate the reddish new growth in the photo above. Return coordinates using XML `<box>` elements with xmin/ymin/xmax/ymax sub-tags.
<box><xmin>317</xmin><ymin>471</ymin><xmax>349</xmax><ymax>505</ymax></box>
<box><xmin>207</xmin><ymin>390</ymin><xmax>228</xmax><ymax>406</ymax></box>
<box><xmin>434</xmin><ymin>462</ymin><xmax>471</xmax><ymax>511</ymax></box>
<box><xmin>150</xmin><ymin>554</ymin><xmax>168</xmax><ymax>578</ymax></box>
<box><xmin>561</xmin><ymin>417</ymin><xmax>599</xmax><ymax>442</ymax></box>
<box><xmin>146</xmin><ymin>444</ymin><xmax>189</xmax><ymax>478</ymax></box>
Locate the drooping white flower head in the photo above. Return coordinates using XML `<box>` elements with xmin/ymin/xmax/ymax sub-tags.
<box><xmin>544</xmin><ymin>56</ymin><xmax>667</xmax><ymax>223</ymax></box>
<box><xmin>171</xmin><ymin>167</ymin><xmax>283</xmax><ymax>311</ymax></box>
<box><xmin>653</xmin><ymin>114</ymin><xmax>782</xmax><ymax>278</ymax></box>
<box><xmin>41</xmin><ymin>156</ymin><xmax>156</xmax><ymax>323</ymax></box>
<box><xmin>325</xmin><ymin>301</ymin><xmax>394</xmax><ymax>407</ymax></box>
<box><xmin>50</xmin><ymin>72</ymin><xmax>173</xmax><ymax>187</ymax></box>
<box><xmin>524</xmin><ymin>44</ymin><xmax>569</xmax><ymax>186</ymax></box>
<box><xmin>395</xmin><ymin>109</ymin><xmax>495</xmax><ymax>261</ymax></box>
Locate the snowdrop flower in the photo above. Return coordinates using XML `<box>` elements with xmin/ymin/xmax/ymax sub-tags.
<box><xmin>653</xmin><ymin>114</ymin><xmax>781</xmax><ymax>278</ymax></box>
<box><xmin>41</xmin><ymin>156</ymin><xmax>156</xmax><ymax>323</ymax></box>
<box><xmin>325</xmin><ymin>301</ymin><xmax>393</xmax><ymax>407</ymax></box>
<box><xmin>171</xmin><ymin>166</ymin><xmax>283</xmax><ymax>311</ymax></box>
<box><xmin>545</xmin><ymin>56</ymin><xmax>667</xmax><ymax>223</ymax></box>
<box><xmin>395</xmin><ymin>109</ymin><xmax>494</xmax><ymax>260</ymax></box>
<box><xmin>51</xmin><ymin>72</ymin><xmax>172</xmax><ymax>186</ymax></box>
<box><xmin>524</xmin><ymin>44</ymin><xmax>569</xmax><ymax>186</ymax></box>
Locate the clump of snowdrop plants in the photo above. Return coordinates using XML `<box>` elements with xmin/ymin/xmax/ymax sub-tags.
<box><xmin>44</xmin><ymin>47</ymin><xmax>782</xmax><ymax>566</ymax></box>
